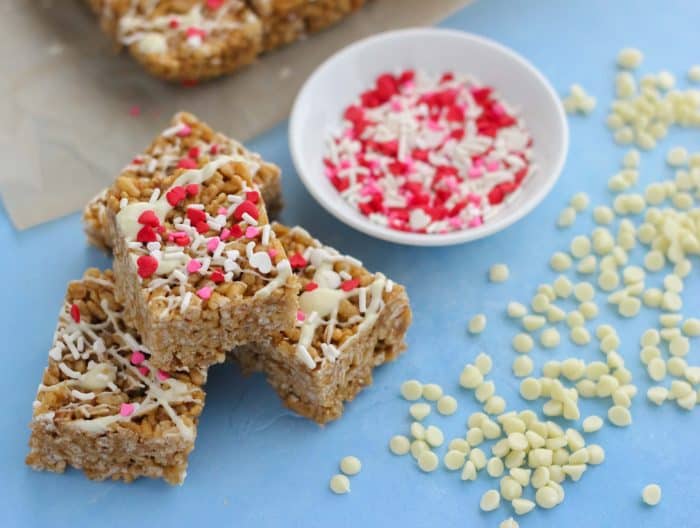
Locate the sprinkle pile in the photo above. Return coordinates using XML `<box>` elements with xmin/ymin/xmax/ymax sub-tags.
<box><xmin>324</xmin><ymin>70</ymin><xmax>535</xmax><ymax>234</ymax></box>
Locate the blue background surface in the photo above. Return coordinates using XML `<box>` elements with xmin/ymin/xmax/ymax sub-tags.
<box><xmin>2</xmin><ymin>1</ymin><xmax>699</xmax><ymax>526</ymax></box>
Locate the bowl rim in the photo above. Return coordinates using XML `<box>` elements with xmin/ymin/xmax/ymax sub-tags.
<box><xmin>289</xmin><ymin>27</ymin><xmax>569</xmax><ymax>247</ymax></box>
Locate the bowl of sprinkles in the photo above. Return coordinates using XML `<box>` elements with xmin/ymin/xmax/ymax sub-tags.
<box><xmin>290</xmin><ymin>28</ymin><xmax>568</xmax><ymax>246</ymax></box>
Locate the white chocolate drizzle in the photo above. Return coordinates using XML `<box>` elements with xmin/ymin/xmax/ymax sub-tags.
<box><xmin>288</xmin><ymin>230</ymin><xmax>390</xmax><ymax>368</ymax></box>
<box><xmin>33</xmin><ymin>277</ymin><xmax>203</xmax><ymax>442</ymax></box>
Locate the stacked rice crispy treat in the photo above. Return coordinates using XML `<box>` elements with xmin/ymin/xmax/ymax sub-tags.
<box><xmin>83</xmin><ymin>0</ymin><xmax>367</xmax><ymax>81</ymax></box>
<box><xmin>27</xmin><ymin>112</ymin><xmax>411</xmax><ymax>484</ymax></box>
<box><xmin>27</xmin><ymin>269</ymin><xmax>206</xmax><ymax>484</ymax></box>
<box><xmin>83</xmin><ymin>112</ymin><xmax>283</xmax><ymax>250</ymax></box>
<box><xmin>232</xmin><ymin>223</ymin><xmax>412</xmax><ymax>423</ymax></box>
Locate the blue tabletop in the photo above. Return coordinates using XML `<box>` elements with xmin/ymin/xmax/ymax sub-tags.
<box><xmin>2</xmin><ymin>1</ymin><xmax>700</xmax><ymax>527</ymax></box>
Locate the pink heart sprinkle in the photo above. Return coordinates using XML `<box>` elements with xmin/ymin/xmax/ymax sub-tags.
<box><xmin>138</xmin><ymin>366</ymin><xmax>150</xmax><ymax>376</ymax></box>
<box><xmin>467</xmin><ymin>193</ymin><xmax>482</xmax><ymax>205</ymax></box>
<box><xmin>187</xmin><ymin>259</ymin><xmax>202</xmax><ymax>273</ymax></box>
<box><xmin>297</xmin><ymin>310</ymin><xmax>306</xmax><ymax>322</ymax></box>
<box><xmin>390</xmin><ymin>99</ymin><xmax>403</xmax><ymax>111</ymax></box>
<box><xmin>119</xmin><ymin>403</ymin><xmax>135</xmax><ymax>417</ymax></box>
<box><xmin>130</xmin><ymin>351</ymin><xmax>145</xmax><ymax>365</ymax></box>
<box><xmin>468</xmin><ymin>216</ymin><xmax>483</xmax><ymax>228</ymax></box>
<box><xmin>197</xmin><ymin>286</ymin><xmax>213</xmax><ymax>300</ymax></box>
<box><xmin>207</xmin><ymin>237</ymin><xmax>220</xmax><ymax>252</ymax></box>
<box><xmin>468</xmin><ymin>167</ymin><xmax>483</xmax><ymax>179</ymax></box>
<box><xmin>218</xmin><ymin>207</ymin><xmax>227</xmax><ymax>215</ymax></box>
<box><xmin>486</xmin><ymin>161</ymin><xmax>500</xmax><ymax>171</ymax></box>
<box><xmin>245</xmin><ymin>226</ymin><xmax>260</xmax><ymax>238</ymax></box>
<box><xmin>176</xmin><ymin>124</ymin><xmax>192</xmax><ymax>137</ymax></box>
<box><xmin>220</xmin><ymin>228</ymin><xmax>231</xmax><ymax>240</ymax></box>
<box><xmin>268</xmin><ymin>248</ymin><xmax>278</xmax><ymax>258</ymax></box>
<box><xmin>157</xmin><ymin>370</ymin><xmax>170</xmax><ymax>381</ymax></box>
<box><xmin>340</xmin><ymin>159</ymin><xmax>352</xmax><ymax>169</ymax></box>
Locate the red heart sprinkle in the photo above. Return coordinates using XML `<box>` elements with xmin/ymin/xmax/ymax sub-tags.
<box><xmin>70</xmin><ymin>303</ymin><xmax>80</xmax><ymax>323</ymax></box>
<box><xmin>186</xmin><ymin>207</ymin><xmax>207</xmax><ymax>224</ymax></box>
<box><xmin>177</xmin><ymin>158</ymin><xmax>197</xmax><ymax>170</ymax></box>
<box><xmin>136</xmin><ymin>225</ymin><xmax>158</xmax><ymax>243</ymax></box>
<box><xmin>137</xmin><ymin>210</ymin><xmax>159</xmax><ymax>227</ymax></box>
<box><xmin>166</xmin><ymin>186</ymin><xmax>186</xmax><ymax>206</ymax></box>
<box><xmin>211</xmin><ymin>269</ymin><xmax>225</xmax><ymax>283</ymax></box>
<box><xmin>233</xmin><ymin>200</ymin><xmax>259</xmax><ymax>221</ymax></box>
<box><xmin>341</xmin><ymin>279</ymin><xmax>360</xmax><ymax>292</ymax></box>
<box><xmin>289</xmin><ymin>253</ymin><xmax>307</xmax><ymax>269</ymax></box>
<box><xmin>185</xmin><ymin>183</ymin><xmax>199</xmax><ymax>196</ymax></box>
<box><xmin>304</xmin><ymin>282</ymin><xmax>318</xmax><ymax>292</ymax></box>
<box><xmin>136</xmin><ymin>255</ymin><xmax>158</xmax><ymax>278</ymax></box>
<box><xmin>246</xmin><ymin>190</ymin><xmax>259</xmax><ymax>204</ymax></box>
<box><xmin>174</xmin><ymin>234</ymin><xmax>191</xmax><ymax>247</ymax></box>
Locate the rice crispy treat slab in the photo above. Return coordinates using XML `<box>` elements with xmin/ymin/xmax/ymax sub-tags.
<box><xmin>83</xmin><ymin>112</ymin><xmax>283</xmax><ymax>251</ymax></box>
<box><xmin>250</xmin><ymin>0</ymin><xmax>366</xmax><ymax>50</ymax></box>
<box><xmin>232</xmin><ymin>223</ymin><xmax>412</xmax><ymax>424</ymax></box>
<box><xmin>106</xmin><ymin>124</ymin><xmax>299</xmax><ymax>372</ymax></box>
<box><xmin>26</xmin><ymin>269</ymin><xmax>206</xmax><ymax>485</ymax></box>
<box><xmin>85</xmin><ymin>0</ymin><xmax>262</xmax><ymax>82</ymax></box>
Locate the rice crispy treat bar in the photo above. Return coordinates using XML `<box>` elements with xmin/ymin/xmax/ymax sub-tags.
<box><xmin>26</xmin><ymin>269</ymin><xmax>206</xmax><ymax>485</ymax></box>
<box><xmin>106</xmin><ymin>123</ymin><xmax>299</xmax><ymax>372</ymax></box>
<box><xmin>249</xmin><ymin>0</ymin><xmax>366</xmax><ymax>50</ymax></box>
<box><xmin>83</xmin><ymin>112</ymin><xmax>283</xmax><ymax>251</ymax></box>
<box><xmin>232</xmin><ymin>223</ymin><xmax>412</xmax><ymax>424</ymax></box>
<box><xmin>84</xmin><ymin>0</ymin><xmax>262</xmax><ymax>82</ymax></box>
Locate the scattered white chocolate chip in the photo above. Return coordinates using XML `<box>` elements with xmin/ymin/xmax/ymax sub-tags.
<box><xmin>642</xmin><ymin>484</ymin><xmax>662</xmax><ymax>506</ymax></box>
<box><xmin>437</xmin><ymin>395</ymin><xmax>458</xmax><ymax>416</ymax></box>
<box><xmin>490</xmin><ymin>264</ymin><xmax>510</xmax><ymax>283</ymax></box>
<box><xmin>512</xmin><ymin>355</ymin><xmax>534</xmax><ymax>377</ymax></box>
<box><xmin>608</xmin><ymin>405</ymin><xmax>632</xmax><ymax>427</ymax></box>
<box><xmin>468</xmin><ymin>314</ymin><xmax>487</xmax><ymax>334</ymax></box>
<box><xmin>409</xmin><ymin>402</ymin><xmax>431</xmax><ymax>421</ymax></box>
<box><xmin>400</xmin><ymin>380</ymin><xmax>423</xmax><ymax>401</ymax></box>
<box><xmin>417</xmin><ymin>450</ymin><xmax>439</xmax><ymax>472</ymax></box>
<box><xmin>480</xmin><ymin>489</ymin><xmax>501</xmax><ymax>512</ymax></box>
<box><xmin>444</xmin><ymin>449</ymin><xmax>466</xmax><ymax>471</ymax></box>
<box><xmin>475</xmin><ymin>352</ymin><xmax>493</xmax><ymax>375</ymax></box>
<box><xmin>617</xmin><ymin>47</ymin><xmax>644</xmax><ymax>69</ymax></box>
<box><xmin>389</xmin><ymin>435</ymin><xmax>410</xmax><ymax>455</ymax></box>
<box><xmin>512</xmin><ymin>333</ymin><xmax>534</xmax><ymax>353</ymax></box>
<box><xmin>329</xmin><ymin>474</ymin><xmax>350</xmax><ymax>494</ymax></box>
<box><xmin>582</xmin><ymin>415</ymin><xmax>604</xmax><ymax>433</ymax></box>
<box><xmin>340</xmin><ymin>456</ymin><xmax>361</xmax><ymax>476</ymax></box>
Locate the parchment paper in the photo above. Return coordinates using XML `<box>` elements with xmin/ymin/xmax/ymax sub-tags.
<box><xmin>0</xmin><ymin>0</ymin><xmax>471</xmax><ymax>229</ymax></box>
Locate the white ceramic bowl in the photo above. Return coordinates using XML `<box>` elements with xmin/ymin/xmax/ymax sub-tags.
<box><xmin>289</xmin><ymin>28</ymin><xmax>568</xmax><ymax>246</ymax></box>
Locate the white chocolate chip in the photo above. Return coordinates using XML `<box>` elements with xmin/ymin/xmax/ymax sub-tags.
<box><xmin>480</xmin><ymin>489</ymin><xmax>501</xmax><ymax>512</ymax></box>
<box><xmin>340</xmin><ymin>456</ymin><xmax>361</xmax><ymax>476</ymax></box>
<box><xmin>468</xmin><ymin>314</ymin><xmax>487</xmax><ymax>334</ymax></box>
<box><xmin>437</xmin><ymin>395</ymin><xmax>458</xmax><ymax>416</ymax></box>
<box><xmin>489</xmin><ymin>264</ymin><xmax>510</xmax><ymax>283</ymax></box>
<box><xmin>642</xmin><ymin>484</ymin><xmax>662</xmax><ymax>506</ymax></box>
<box><xmin>329</xmin><ymin>474</ymin><xmax>350</xmax><ymax>494</ymax></box>
<box><xmin>400</xmin><ymin>380</ymin><xmax>423</xmax><ymax>401</ymax></box>
<box><xmin>389</xmin><ymin>435</ymin><xmax>410</xmax><ymax>455</ymax></box>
